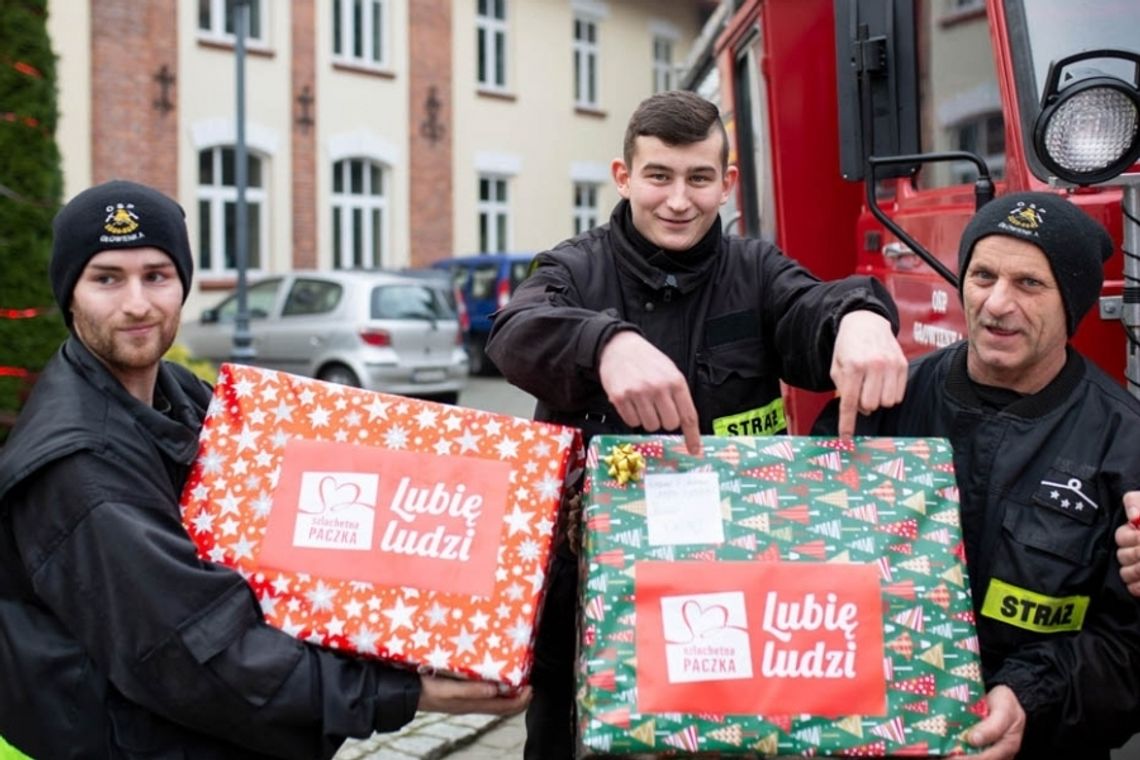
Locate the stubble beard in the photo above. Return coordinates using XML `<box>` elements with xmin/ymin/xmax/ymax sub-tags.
<box><xmin>74</xmin><ymin>312</ymin><xmax>179</xmax><ymax>376</ymax></box>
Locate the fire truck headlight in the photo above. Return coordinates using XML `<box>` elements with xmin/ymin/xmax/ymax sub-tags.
<box><xmin>1034</xmin><ymin>77</ymin><xmax>1140</xmax><ymax>185</ymax></box>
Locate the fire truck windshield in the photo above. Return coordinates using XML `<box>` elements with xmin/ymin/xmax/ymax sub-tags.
<box><xmin>1015</xmin><ymin>0</ymin><xmax>1140</xmax><ymax>98</ymax></box>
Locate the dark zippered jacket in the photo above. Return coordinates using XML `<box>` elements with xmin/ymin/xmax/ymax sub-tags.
<box><xmin>819</xmin><ymin>343</ymin><xmax>1140</xmax><ymax>758</ymax></box>
<box><xmin>0</xmin><ymin>337</ymin><xmax>419</xmax><ymax>759</ymax></box>
<box><xmin>486</xmin><ymin>200</ymin><xmax>898</xmax><ymax>440</ymax></box>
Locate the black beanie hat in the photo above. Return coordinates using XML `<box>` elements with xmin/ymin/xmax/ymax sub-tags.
<box><xmin>957</xmin><ymin>191</ymin><xmax>1113</xmax><ymax>336</ymax></box>
<box><xmin>51</xmin><ymin>179</ymin><xmax>193</xmax><ymax>324</ymax></box>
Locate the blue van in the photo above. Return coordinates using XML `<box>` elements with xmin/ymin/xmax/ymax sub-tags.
<box><xmin>431</xmin><ymin>253</ymin><xmax>534</xmax><ymax>375</ymax></box>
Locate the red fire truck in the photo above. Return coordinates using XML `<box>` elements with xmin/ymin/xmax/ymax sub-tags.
<box><xmin>682</xmin><ymin>0</ymin><xmax>1140</xmax><ymax>433</ymax></box>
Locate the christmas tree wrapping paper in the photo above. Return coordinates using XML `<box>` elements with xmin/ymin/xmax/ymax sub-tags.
<box><xmin>577</xmin><ymin>435</ymin><xmax>984</xmax><ymax>757</ymax></box>
<box><xmin>180</xmin><ymin>363</ymin><xmax>583</xmax><ymax>689</ymax></box>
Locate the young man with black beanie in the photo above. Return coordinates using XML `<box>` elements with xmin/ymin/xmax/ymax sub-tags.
<box><xmin>486</xmin><ymin>90</ymin><xmax>910</xmax><ymax>759</ymax></box>
<box><xmin>816</xmin><ymin>191</ymin><xmax>1140</xmax><ymax>759</ymax></box>
<box><xmin>0</xmin><ymin>179</ymin><xmax>526</xmax><ymax>759</ymax></box>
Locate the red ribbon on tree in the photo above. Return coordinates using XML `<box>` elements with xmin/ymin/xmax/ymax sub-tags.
<box><xmin>0</xmin><ymin>112</ymin><xmax>40</xmax><ymax>128</ymax></box>
<box><xmin>0</xmin><ymin>306</ymin><xmax>54</xmax><ymax>380</ymax></box>
<box><xmin>0</xmin><ymin>307</ymin><xmax>48</xmax><ymax>319</ymax></box>
<box><xmin>11</xmin><ymin>60</ymin><xmax>42</xmax><ymax>78</ymax></box>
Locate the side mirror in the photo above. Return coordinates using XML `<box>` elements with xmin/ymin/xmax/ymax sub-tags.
<box><xmin>200</xmin><ymin>308</ymin><xmax>218</xmax><ymax>324</ymax></box>
<box><xmin>834</xmin><ymin>0</ymin><xmax>920</xmax><ymax>181</ymax></box>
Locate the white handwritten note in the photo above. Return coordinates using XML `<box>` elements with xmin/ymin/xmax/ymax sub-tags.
<box><xmin>645</xmin><ymin>472</ymin><xmax>724</xmax><ymax>546</ymax></box>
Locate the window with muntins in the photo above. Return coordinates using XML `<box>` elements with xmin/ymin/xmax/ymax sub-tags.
<box><xmin>333</xmin><ymin>0</ymin><xmax>389</xmax><ymax>69</ymax></box>
<box><xmin>573</xmin><ymin>182</ymin><xmax>598</xmax><ymax>235</ymax></box>
<box><xmin>653</xmin><ymin>36</ymin><xmax>673</xmax><ymax>93</ymax></box>
<box><xmin>477</xmin><ymin>0</ymin><xmax>508</xmax><ymax>89</ymax></box>
<box><xmin>950</xmin><ymin>112</ymin><xmax>1006</xmax><ymax>183</ymax></box>
<box><xmin>574</xmin><ymin>16</ymin><xmax>599</xmax><ymax>107</ymax></box>
<box><xmin>478</xmin><ymin>175</ymin><xmax>509</xmax><ymax>252</ymax></box>
<box><xmin>198</xmin><ymin>0</ymin><xmax>267</xmax><ymax>45</ymax></box>
<box><xmin>332</xmin><ymin>158</ymin><xmax>388</xmax><ymax>270</ymax></box>
<box><xmin>197</xmin><ymin>146</ymin><xmax>265</xmax><ymax>274</ymax></box>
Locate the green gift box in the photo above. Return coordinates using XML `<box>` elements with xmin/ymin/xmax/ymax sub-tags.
<box><xmin>577</xmin><ymin>435</ymin><xmax>984</xmax><ymax>757</ymax></box>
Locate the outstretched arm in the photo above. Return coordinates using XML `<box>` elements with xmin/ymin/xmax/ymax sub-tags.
<box><xmin>753</xmin><ymin>244</ymin><xmax>904</xmax><ymax>415</ymax></box>
<box><xmin>829</xmin><ymin>310</ymin><xmax>908</xmax><ymax>437</ymax></box>
<box><xmin>418</xmin><ymin>678</ymin><xmax>530</xmax><ymax>716</ymax></box>
<box><xmin>487</xmin><ymin>255</ymin><xmax>634</xmax><ymax>410</ymax></box>
<box><xmin>598</xmin><ymin>330</ymin><xmax>701</xmax><ymax>455</ymax></box>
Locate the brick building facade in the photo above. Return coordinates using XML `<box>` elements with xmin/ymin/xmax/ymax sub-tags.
<box><xmin>48</xmin><ymin>0</ymin><xmax>710</xmax><ymax>313</ymax></box>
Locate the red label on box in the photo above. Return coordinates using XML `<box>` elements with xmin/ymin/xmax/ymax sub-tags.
<box><xmin>260</xmin><ymin>439</ymin><xmax>511</xmax><ymax>596</ymax></box>
<box><xmin>636</xmin><ymin>561</ymin><xmax>886</xmax><ymax>716</ymax></box>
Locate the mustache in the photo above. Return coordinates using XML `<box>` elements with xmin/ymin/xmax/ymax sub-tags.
<box><xmin>978</xmin><ymin>318</ymin><xmax>1018</xmax><ymax>332</ymax></box>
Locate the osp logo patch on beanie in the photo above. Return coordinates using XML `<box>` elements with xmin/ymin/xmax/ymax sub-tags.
<box><xmin>102</xmin><ymin>201</ymin><xmax>142</xmax><ymax>238</ymax></box>
<box><xmin>1004</xmin><ymin>202</ymin><xmax>1044</xmax><ymax>232</ymax></box>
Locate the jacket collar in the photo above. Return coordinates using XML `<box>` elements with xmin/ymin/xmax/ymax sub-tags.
<box><xmin>608</xmin><ymin>199</ymin><xmax>721</xmax><ymax>295</ymax></box>
<box><xmin>945</xmin><ymin>342</ymin><xmax>1085</xmax><ymax>419</ymax></box>
<box><xmin>65</xmin><ymin>338</ymin><xmax>203</xmax><ymax>466</ymax></box>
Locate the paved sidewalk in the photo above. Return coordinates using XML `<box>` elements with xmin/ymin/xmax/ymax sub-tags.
<box><xmin>335</xmin><ymin>713</ymin><xmax>523</xmax><ymax>759</ymax></box>
<box><xmin>439</xmin><ymin>714</ymin><xmax>525</xmax><ymax>759</ymax></box>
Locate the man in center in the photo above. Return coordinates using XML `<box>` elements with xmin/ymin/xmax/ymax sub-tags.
<box><xmin>486</xmin><ymin>90</ymin><xmax>909</xmax><ymax>759</ymax></box>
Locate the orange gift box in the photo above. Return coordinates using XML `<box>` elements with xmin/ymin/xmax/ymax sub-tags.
<box><xmin>180</xmin><ymin>364</ymin><xmax>582</xmax><ymax>688</ymax></box>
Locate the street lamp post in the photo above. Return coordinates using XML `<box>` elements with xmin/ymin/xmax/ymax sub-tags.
<box><xmin>232</xmin><ymin>0</ymin><xmax>255</xmax><ymax>362</ymax></box>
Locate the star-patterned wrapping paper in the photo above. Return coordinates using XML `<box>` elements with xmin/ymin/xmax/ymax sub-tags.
<box><xmin>577</xmin><ymin>435</ymin><xmax>985</xmax><ymax>757</ymax></box>
<box><xmin>179</xmin><ymin>364</ymin><xmax>582</xmax><ymax>689</ymax></box>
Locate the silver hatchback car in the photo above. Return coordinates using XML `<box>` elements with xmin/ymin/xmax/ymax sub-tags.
<box><xmin>180</xmin><ymin>270</ymin><xmax>468</xmax><ymax>403</ymax></box>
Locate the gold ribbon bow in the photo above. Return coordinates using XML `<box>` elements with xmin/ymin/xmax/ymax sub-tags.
<box><xmin>603</xmin><ymin>443</ymin><xmax>645</xmax><ymax>485</ymax></box>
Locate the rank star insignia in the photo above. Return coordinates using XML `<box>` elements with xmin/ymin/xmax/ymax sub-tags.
<box><xmin>1034</xmin><ymin>469</ymin><xmax>1098</xmax><ymax>525</ymax></box>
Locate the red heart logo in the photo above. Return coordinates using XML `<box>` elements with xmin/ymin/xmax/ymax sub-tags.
<box><xmin>681</xmin><ymin>600</ymin><xmax>729</xmax><ymax>640</ymax></box>
<box><xmin>319</xmin><ymin>476</ymin><xmax>363</xmax><ymax>513</ymax></box>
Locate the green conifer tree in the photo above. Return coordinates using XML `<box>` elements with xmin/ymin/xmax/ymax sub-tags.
<box><xmin>0</xmin><ymin>0</ymin><xmax>66</xmax><ymax>440</ymax></box>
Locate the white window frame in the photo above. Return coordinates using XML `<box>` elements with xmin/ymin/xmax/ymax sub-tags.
<box><xmin>197</xmin><ymin>0</ymin><xmax>269</xmax><ymax>47</ymax></box>
<box><xmin>652</xmin><ymin>36</ymin><xmax>674</xmax><ymax>93</ymax></box>
<box><xmin>331</xmin><ymin>158</ymin><xmax>389</xmax><ymax>270</ymax></box>
<box><xmin>573</xmin><ymin>14</ymin><xmax>600</xmax><ymax>108</ymax></box>
<box><xmin>332</xmin><ymin>0</ymin><xmax>390</xmax><ymax>70</ymax></box>
<box><xmin>573</xmin><ymin>182</ymin><xmax>598</xmax><ymax>235</ymax></box>
<box><xmin>476</xmin><ymin>0</ymin><xmax>508</xmax><ymax>91</ymax></box>
<box><xmin>477</xmin><ymin>174</ymin><xmax>510</xmax><ymax>253</ymax></box>
<box><xmin>197</xmin><ymin>145</ymin><xmax>268</xmax><ymax>276</ymax></box>
<box><xmin>950</xmin><ymin>112</ymin><xmax>1006</xmax><ymax>184</ymax></box>
<box><xmin>940</xmin><ymin>0</ymin><xmax>986</xmax><ymax>23</ymax></box>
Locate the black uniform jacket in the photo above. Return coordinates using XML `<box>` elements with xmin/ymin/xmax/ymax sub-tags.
<box><xmin>0</xmin><ymin>338</ymin><xmax>420</xmax><ymax>759</ymax></box>
<box><xmin>487</xmin><ymin>200</ymin><xmax>898</xmax><ymax>440</ymax></box>
<box><xmin>820</xmin><ymin>343</ymin><xmax>1140</xmax><ymax>758</ymax></box>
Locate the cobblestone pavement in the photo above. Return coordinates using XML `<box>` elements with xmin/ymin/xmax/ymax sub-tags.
<box><xmin>438</xmin><ymin>713</ymin><xmax>525</xmax><ymax>759</ymax></box>
<box><xmin>335</xmin><ymin>713</ymin><xmax>523</xmax><ymax>759</ymax></box>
